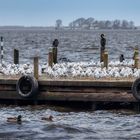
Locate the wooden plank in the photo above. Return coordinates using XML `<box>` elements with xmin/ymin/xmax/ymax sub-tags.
<box><xmin>0</xmin><ymin>91</ymin><xmax>20</xmax><ymax>99</ymax></box>
<box><xmin>0</xmin><ymin>78</ymin><xmax>134</xmax><ymax>87</ymax></box>
<box><xmin>38</xmin><ymin>80</ymin><xmax>133</xmax><ymax>88</ymax></box>
<box><xmin>0</xmin><ymin>85</ymin><xmax>16</xmax><ymax>91</ymax></box>
<box><xmin>38</xmin><ymin>91</ymin><xmax>137</xmax><ymax>102</ymax></box>
<box><xmin>0</xmin><ymin>90</ymin><xmax>136</xmax><ymax>102</ymax></box>
<box><xmin>0</xmin><ymin>79</ymin><xmax>17</xmax><ymax>85</ymax></box>
<box><xmin>39</xmin><ymin>86</ymin><xmax>131</xmax><ymax>94</ymax></box>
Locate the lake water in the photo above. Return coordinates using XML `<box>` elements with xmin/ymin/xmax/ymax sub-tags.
<box><xmin>0</xmin><ymin>29</ymin><xmax>140</xmax><ymax>139</ymax></box>
<box><xmin>0</xmin><ymin>29</ymin><xmax>140</xmax><ymax>64</ymax></box>
<box><xmin>0</xmin><ymin>105</ymin><xmax>140</xmax><ymax>140</ymax></box>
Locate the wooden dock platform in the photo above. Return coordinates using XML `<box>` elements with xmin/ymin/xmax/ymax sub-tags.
<box><xmin>0</xmin><ymin>77</ymin><xmax>137</xmax><ymax>104</ymax></box>
<box><xmin>1</xmin><ymin>75</ymin><xmax>140</xmax><ymax>111</ymax></box>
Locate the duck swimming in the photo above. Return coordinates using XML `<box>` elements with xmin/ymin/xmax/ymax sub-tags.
<box><xmin>41</xmin><ymin>115</ymin><xmax>53</xmax><ymax>121</ymax></box>
<box><xmin>7</xmin><ymin>115</ymin><xmax>22</xmax><ymax>123</ymax></box>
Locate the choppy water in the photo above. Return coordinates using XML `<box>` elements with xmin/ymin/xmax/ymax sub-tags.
<box><xmin>0</xmin><ymin>29</ymin><xmax>140</xmax><ymax>64</ymax></box>
<box><xmin>1</xmin><ymin>29</ymin><xmax>140</xmax><ymax>139</ymax></box>
<box><xmin>0</xmin><ymin>105</ymin><xmax>140</xmax><ymax>140</ymax></box>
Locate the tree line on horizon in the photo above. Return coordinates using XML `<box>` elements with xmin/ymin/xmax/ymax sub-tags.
<box><xmin>56</xmin><ymin>17</ymin><xmax>136</xmax><ymax>30</ymax></box>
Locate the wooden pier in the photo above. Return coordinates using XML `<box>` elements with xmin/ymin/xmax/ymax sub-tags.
<box><xmin>0</xmin><ymin>76</ymin><xmax>138</xmax><ymax>103</ymax></box>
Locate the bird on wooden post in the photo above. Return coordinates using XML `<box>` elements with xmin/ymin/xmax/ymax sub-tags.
<box><xmin>100</xmin><ymin>34</ymin><xmax>106</xmax><ymax>62</ymax></box>
<box><xmin>119</xmin><ymin>54</ymin><xmax>125</xmax><ymax>62</ymax></box>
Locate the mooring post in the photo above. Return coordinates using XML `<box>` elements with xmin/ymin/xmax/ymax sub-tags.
<box><xmin>14</xmin><ymin>49</ymin><xmax>19</xmax><ymax>64</ymax></box>
<box><xmin>48</xmin><ymin>47</ymin><xmax>53</xmax><ymax>67</ymax></box>
<box><xmin>104</xmin><ymin>50</ymin><xmax>108</xmax><ymax>69</ymax></box>
<box><xmin>134</xmin><ymin>56</ymin><xmax>139</xmax><ymax>69</ymax></box>
<box><xmin>0</xmin><ymin>36</ymin><xmax>4</xmax><ymax>64</ymax></box>
<box><xmin>34</xmin><ymin>57</ymin><xmax>39</xmax><ymax>79</ymax></box>
<box><xmin>133</xmin><ymin>47</ymin><xmax>139</xmax><ymax>60</ymax></box>
<box><xmin>133</xmin><ymin>47</ymin><xmax>139</xmax><ymax>68</ymax></box>
<box><xmin>52</xmin><ymin>47</ymin><xmax>57</xmax><ymax>64</ymax></box>
<box><xmin>100</xmin><ymin>49</ymin><xmax>104</xmax><ymax>62</ymax></box>
<box><xmin>52</xmin><ymin>39</ymin><xmax>59</xmax><ymax>64</ymax></box>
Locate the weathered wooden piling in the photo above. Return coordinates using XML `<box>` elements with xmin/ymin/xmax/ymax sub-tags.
<box><xmin>134</xmin><ymin>56</ymin><xmax>139</xmax><ymax>69</ymax></box>
<box><xmin>14</xmin><ymin>49</ymin><xmax>19</xmax><ymax>64</ymax></box>
<box><xmin>100</xmin><ymin>49</ymin><xmax>104</xmax><ymax>62</ymax></box>
<box><xmin>34</xmin><ymin>57</ymin><xmax>39</xmax><ymax>79</ymax></box>
<box><xmin>52</xmin><ymin>47</ymin><xmax>57</xmax><ymax>64</ymax></box>
<box><xmin>52</xmin><ymin>39</ymin><xmax>59</xmax><ymax>64</ymax></box>
<box><xmin>133</xmin><ymin>48</ymin><xmax>139</xmax><ymax>68</ymax></box>
<box><xmin>133</xmin><ymin>48</ymin><xmax>139</xmax><ymax>60</ymax></box>
<box><xmin>48</xmin><ymin>47</ymin><xmax>53</xmax><ymax>67</ymax></box>
<box><xmin>104</xmin><ymin>50</ymin><xmax>108</xmax><ymax>69</ymax></box>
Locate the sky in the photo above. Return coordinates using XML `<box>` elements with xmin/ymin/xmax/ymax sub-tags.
<box><xmin>0</xmin><ymin>0</ymin><xmax>140</xmax><ymax>26</ymax></box>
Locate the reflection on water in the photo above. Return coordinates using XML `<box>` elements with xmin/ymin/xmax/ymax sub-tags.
<box><xmin>0</xmin><ymin>105</ymin><xmax>140</xmax><ymax>139</ymax></box>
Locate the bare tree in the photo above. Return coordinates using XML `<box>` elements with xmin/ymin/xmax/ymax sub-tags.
<box><xmin>113</xmin><ymin>20</ymin><xmax>121</xmax><ymax>29</ymax></box>
<box><xmin>121</xmin><ymin>20</ymin><xmax>129</xmax><ymax>29</ymax></box>
<box><xmin>55</xmin><ymin>19</ymin><xmax>62</xmax><ymax>29</ymax></box>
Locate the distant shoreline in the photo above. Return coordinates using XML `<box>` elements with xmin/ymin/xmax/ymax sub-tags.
<box><xmin>0</xmin><ymin>26</ymin><xmax>139</xmax><ymax>30</ymax></box>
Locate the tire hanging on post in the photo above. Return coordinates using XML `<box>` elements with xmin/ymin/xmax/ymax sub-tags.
<box><xmin>16</xmin><ymin>75</ymin><xmax>38</xmax><ymax>98</ymax></box>
<box><xmin>132</xmin><ymin>78</ymin><xmax>140</xmax><ymax>101</ymax></box>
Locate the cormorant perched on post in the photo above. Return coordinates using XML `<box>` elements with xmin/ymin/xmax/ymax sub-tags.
<box><xmin>52</xmin><ymin>39</ymin><xmax>59</xmax><ymax>47</ymax></box>
<box><xmin>100</xmin><ymin>34</ymin><xmax>106</xmax><ymax>51</ymax></box>
<box><xmin>100</xmin><ymin>34</ymin><xmax>106</xmax><ymax>62</ymax></box>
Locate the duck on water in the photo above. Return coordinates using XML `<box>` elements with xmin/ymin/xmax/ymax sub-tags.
<box><xmin>7</xmin><ymin>115</ymin><xmax>22</xmax><ymax>124</ymax></box>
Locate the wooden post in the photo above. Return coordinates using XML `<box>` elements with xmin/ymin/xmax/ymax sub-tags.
<box><xmin>48</xmin><ymin>47</ymin><xmax>53</xmax><ymax>67</ymax></box>
<box><xmin>133</xmin><ymin>48</ymin><xmax>139</xmax><ymax>60</ymax></box>
<box><xmin>100</xmin><ymin>49</ymin><xmax>104</xmax><ymax>62</ymax></box>
<box><xmin>14</xmin><ymin>49</ymin><xmax>19</xmax><ymax>64</ymax></box>
<box><xmin>34</xmin><ymin>57</ymin><xmax>39</xmax><ymax>79</ymax></box>
<box><xmin>134</xmin><ymin>56</ymin><xmax>139</xmax><ymax>69</ymax></box>
<box><xmin>104</xmin><ymin>50</ymin><xmax>108</xmax><ymax>69</ymax></box>
<box><xmin>52</xmin><ymin>47</ymin><xmax>57</xmax><ymax>64</ymax></box>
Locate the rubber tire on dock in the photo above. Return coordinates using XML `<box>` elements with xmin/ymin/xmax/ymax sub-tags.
<box><xmin>16</xmin><ymin>75</ymin><xmax>38</xmax><ymax>98</ymax></box>
<box><xmin>132</xmin><ymin>78</ymin><xmax>140</xmax><ymax>101</ymax></box>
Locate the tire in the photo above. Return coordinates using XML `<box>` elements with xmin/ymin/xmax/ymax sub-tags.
<box><xmin>16</xmin><ymin>75</ymin><xmax>38</xmax><ymax>98</ymax></box>
<box><xmin>132</xmin><ymin>78</ymin><xmax>140</xmax><ymax>101</ymax></box>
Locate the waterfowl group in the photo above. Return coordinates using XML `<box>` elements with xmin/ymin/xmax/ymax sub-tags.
<box><xmin>6</xmin><ymin>114</ymin><xmax>54</xmax><ymax>123</ymax></box>
<box><xmin>1</xmin><ymin>60</ymin><xmax>139</xmax><ymax>78</ymax></box>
